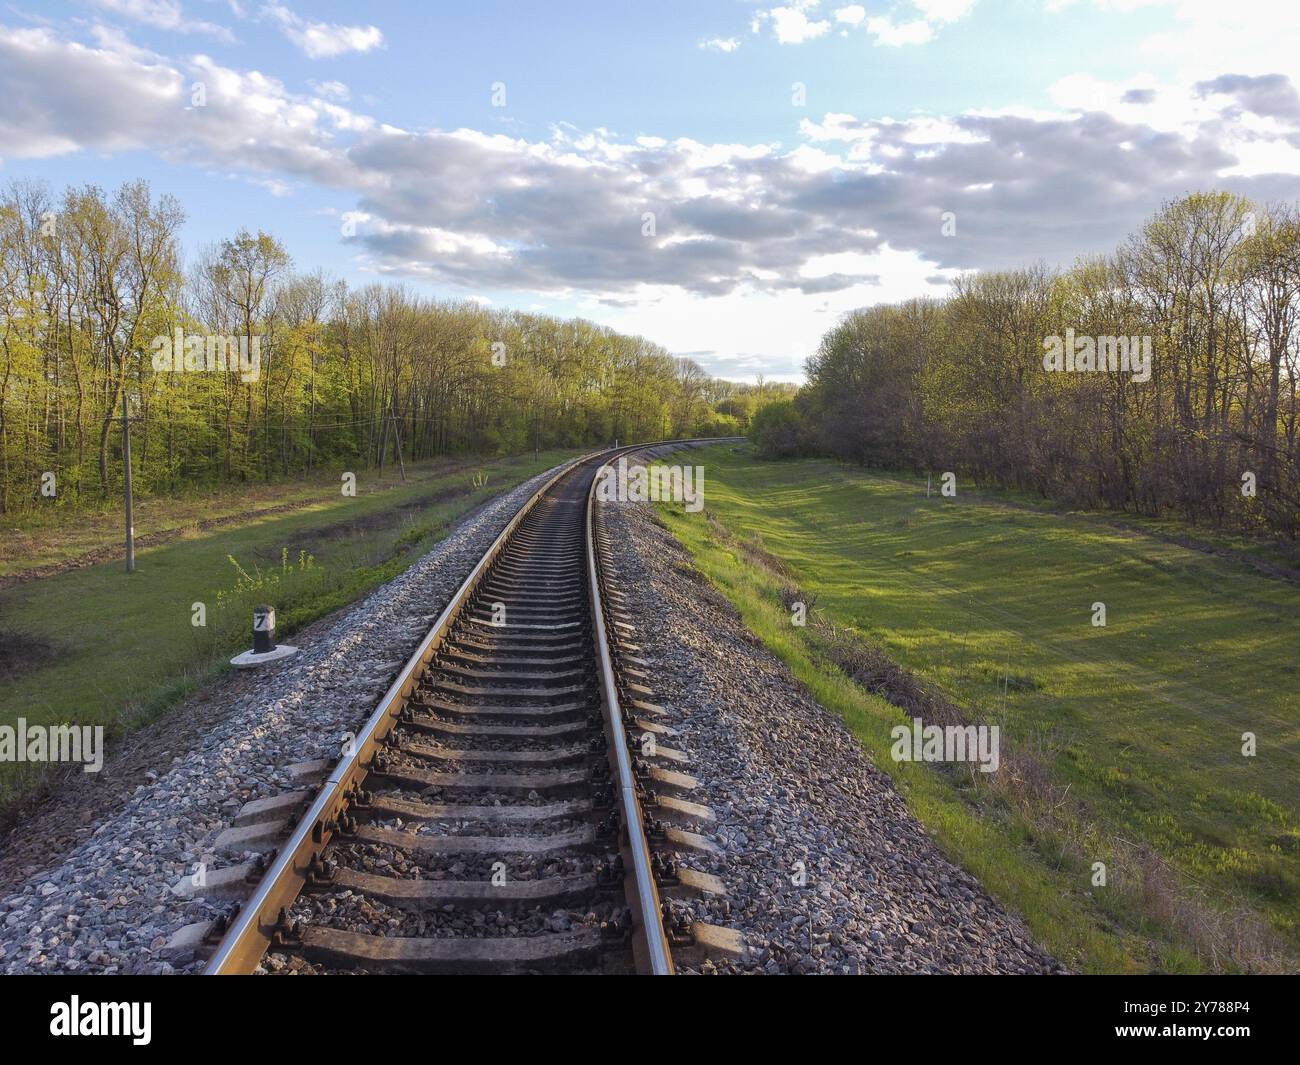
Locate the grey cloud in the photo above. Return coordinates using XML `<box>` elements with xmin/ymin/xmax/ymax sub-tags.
<box><xmin>676</xmin><ymin>348</ymin><xmax>804</xmax><ymax>380</ymax></box>
<box><xmin>793</xmin><ymin>109</ymin><xmax>1258</xmax><ymax>273</ymax></box>
<box><xmin>772</xmin><ymin>273</ymin><xmax>878</xmax><ymax>294</ymax></box>
<box><xmin>5</xmin><ymin>24</ymin><xmax>1300</xmax><ymax>302</ymax></box>
<box><xmin>1195</xmin><ymin>73</ymin><xmax>1300</xmax><ymax>120</ymax></box>
<box><xmin>0</xmin><ymin>28</ymin><xmax>363</xmax><ymax>192</ymax></box>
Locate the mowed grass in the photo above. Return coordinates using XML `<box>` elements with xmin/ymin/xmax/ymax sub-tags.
<box><xmin>0</xmin><ymin>450</ymin><xmax>580</xmax><ymax>813</ymax></box>
<box><xmin>658</xmin><ymin>444</ymin><xmax>1300</xmax><ymax>972</ymax></box>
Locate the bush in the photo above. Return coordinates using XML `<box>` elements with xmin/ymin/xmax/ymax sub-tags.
<box><xmin>692</xmin><ymin>411</ymin><xmax>742</xmax><ymax>438</ymax></box>
<box><xmin>749</xmin><ymin>399</ymin><xmax>804</xmax><ymax>458</ymax></box>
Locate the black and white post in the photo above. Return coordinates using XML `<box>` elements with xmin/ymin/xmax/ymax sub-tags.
<box><xmin>231</xmin><ymin>604</ymin><xmax>299</xmax><ymax>668</ymax></box>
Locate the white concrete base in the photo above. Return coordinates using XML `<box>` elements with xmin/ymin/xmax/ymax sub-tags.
<box><xmin>230</xmin><ymin>644</ymin><xmax>299</xmax><ymax>668</ymax></box>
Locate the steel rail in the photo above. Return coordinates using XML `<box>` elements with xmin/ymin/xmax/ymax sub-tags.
<box><xmin>583</xmin><ymin>435</ymin><xmax>735</xmax><ymax>973</ymax></box>
<box><xmin>586</xmin><ymin>453</ymin><xmax>673</xmax><ymax>974</ymax></box>
<box><xmin>205</xmin><ymin>439</ymin><xmax>733</xmax><ymax>975</ymax></box>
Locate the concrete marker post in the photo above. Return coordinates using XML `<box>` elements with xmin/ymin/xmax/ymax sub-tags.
<box><xmin>231</xmin><ymin>605</ymin><xmax>299</xmax><ymax>668</ymax></box>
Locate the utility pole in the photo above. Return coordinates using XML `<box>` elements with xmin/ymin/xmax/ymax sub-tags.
<box><xmin>122</xmin><ymin>390</ymin><xmax>135</xmax><ymax>573</ymax></box>
<box><xmin>388</xmin><ymin>401</ymin><xmax>407</xmax><ymax>482</ymax></box>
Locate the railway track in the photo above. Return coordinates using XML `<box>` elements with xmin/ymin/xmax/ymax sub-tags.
<box><xmin>204</xmin><ymin>443</ymin><xmax>733</xmax><ymax>975</ymax></box>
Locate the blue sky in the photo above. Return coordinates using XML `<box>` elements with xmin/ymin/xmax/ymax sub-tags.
<box><xmin>4</xmin><ymin>1</ymin><xmax>1300</xmax><ymax>380</ymax></box>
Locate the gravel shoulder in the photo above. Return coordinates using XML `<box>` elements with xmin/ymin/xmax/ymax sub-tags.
<box><xmin>0</xmin><ymin>465</ymin><xmax>566</xmax><ymax>974</ymax></box>
<box><xmin>601</xmin><ymin>494</ymin><xmax>1063</xmax><ymax>974</ymax></box>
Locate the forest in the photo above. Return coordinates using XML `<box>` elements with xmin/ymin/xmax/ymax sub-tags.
<box><xmin>756</xmin><ymin>192</ymin><xmax>1300</xmax><ymax>541</ymax></box>
<box><xmin>0</xmin><ymin>179</ymin><xmax>770</xmax><ymax>515</ymax></box>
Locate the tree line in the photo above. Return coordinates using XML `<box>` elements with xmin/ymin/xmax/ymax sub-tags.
<box><xmin>0</xmin><ymin>179</ymin><xmax>770</xmax><ymax>514</ymax></box>
<box><xmin>755</xmin><ymin>192</ymin><xmax>1300</xmax><ymax>540</ymax></box>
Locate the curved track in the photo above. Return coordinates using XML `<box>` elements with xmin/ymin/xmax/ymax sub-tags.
<box><xmin>205</xmin><ymin>446</ymin><xmax>682</xmax><ymax>974</ymax></box>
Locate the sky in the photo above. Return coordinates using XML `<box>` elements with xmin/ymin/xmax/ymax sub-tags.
<box><xmin>3</xmin><ymin>2</ymin><xmax>1300</xmax><ymax>382</ymax></box>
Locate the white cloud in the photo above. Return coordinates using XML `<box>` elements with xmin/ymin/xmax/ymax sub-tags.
<box><xmin>91</xmin><ymin>0</ymin><xmax>234</xmax><ymax>41</ymax></box>
<box><xmin>247</xmin><ymin>174</ymin><xmax>293</xmax><ymax>196</ymax></box>
<box><xmin>1058</xmin><ymin>1</ymin><xmax>1300</xmax><ymax>83</ymax></box>
<box><xmin>309</xmin><ymin>79</ymin><xmax>351</xmax><ymax>101</ymax></box>
<box><xmin>592</xmin><ymin>246</ymin><xmax>959</xmax><ymax>381</ymax></box>
<box><xmin>754</xmin><ymin>2</ymin><xmax>831</xmax><ymax>45</ymax></box>
<box><xmin>914</xmin><ymin>0</ymin><xmax>977</xmax><ymax>20</ymax></box>
<box><xmin>865</xmin><ymin>16</ymin><xmax>934</xmax><ymax>46</ymax></box>
<box><xmin>866</xmin><ymin>0</ymin><xmax>976</xmax><ymax>45</ymax></box>
<box><xmin>752</xmin><ymin>0</ymin><xmax>975</xmax><ymax>47</ymax></box>
<box><xmin>261</xmin><ymin>3</ymin><xmax>382</xmax><ymax>59</ymax></box>
<box><xmin>0</xmin><ymin>24</ymin><xmax>379</xmax><ymax>182</ymax></box>
<box><xmin>699</xmin><ymin>36</ymin><xmax>740</xmax><ymax>53</ymax></box>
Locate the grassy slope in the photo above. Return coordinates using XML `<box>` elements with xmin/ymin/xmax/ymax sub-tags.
<box><xmin>658</xmin><ymin>444</ymin><xmax>1299</xmax><ymax>973</ymax></box>
<box><xmin>2</xmin><ymin>456</ymin><xmax>481</xmax><ymax>578</ymax></box>
<box><xmin>0</xmin><ymin>450</ymin><xmax>580</xmax><ymax>810</ymax></box>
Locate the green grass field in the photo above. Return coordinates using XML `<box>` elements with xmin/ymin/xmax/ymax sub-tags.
<box><xmin>658</xmin><ymin>444</ymin><xmax>1300</xmax><ymax>973</ymax></box>
<box><xmin>0</xmin><ymin>450</ymin><xmax>580</xmax><ymax>813</ymax></box>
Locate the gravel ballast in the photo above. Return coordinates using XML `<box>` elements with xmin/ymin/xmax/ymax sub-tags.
<box><xmin>0</xmin><ymin>466</ymin><xmax>569</xmax><ymax>974</ymax></box>
<box><xmin>599</xmin><ymin>490</ymin><xmax>1063</xmax><ymax>975</ymax></box>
